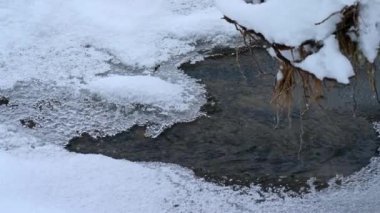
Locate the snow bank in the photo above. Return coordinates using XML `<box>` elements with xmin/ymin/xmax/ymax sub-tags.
<box><xmin>0</xmin><ymin>148</ymin><xmax>179</xmax><ymax>213</ymax></box>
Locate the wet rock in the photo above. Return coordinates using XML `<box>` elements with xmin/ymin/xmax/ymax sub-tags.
<box><xmin>66</xmin><ymin>49</ymin><xmax>380</xmax><ymax>192</ymax></box>
<box><xmin>0</xmin><ymin>96</ymin><xmax>9</xmax><ymax>106</ymax></box>
<box><xmin>200</xmin><ymin>95</ymin><xmax>221</xmax><ymax>114</ymax></box>
<box><xmin>33</xmin><ymin>99</ymin><xmax>61</xmax><ymax>111</ymax></box>
<box><xmin>20</xmin><ymin>118</ymin><xmax>37</xmax><ymax>129</ymax></box>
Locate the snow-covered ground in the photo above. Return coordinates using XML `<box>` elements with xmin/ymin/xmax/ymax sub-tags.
<box><xmin>1</xmin><ymin>0</ymin><xmax>380</xmax><ymax>212</ymax></box>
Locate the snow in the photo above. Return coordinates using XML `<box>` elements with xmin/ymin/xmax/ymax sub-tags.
<box><xmin>359</xmin><ymin>0</ymin><xmax>380</xmax><ymax>63</ymax></box>
<box><xmin>0</xmin><ymin>147</ymin><xmax>181</xmax><ymax>213</ymax></box>
<box><xmin>297</xmin><ymin>36</ymin><xmax>355</xmax><ymax>84</ymax></box>
<box><xmin>216</xmin><ymin>0</ymin><xmax>356</xmax><ymax>47</ymax></box>
<box><xmin>0</xmin><ymin>73</ymin><xmax>207</xmax><ymax>143</ymax></box>
<box><xmin>0</xmin><ymin>0</ymin><xmax>229</xmax><ymax>138</ymax></box>
<box><xmin>216</xmin><ymin>0</ymin><xmax>380</xmax><ymax>84</ymax></box>
<box><xmin>1</xmin><ymin>125</ymin><xmax>380</xmax><ymax>212</ymax></box>
<box><xmin>0</xmin><ymin>0</ymin><xmax>234</xmax><ymax>136</ymax></box>
<box><xmin>86</xmin><ymin>75</ymin><xmax>190</xmax><ymax>112</ymax></box>
<box><xmin>276</xmin><ymin>70</ymin><xmax>284</xmax><ymax>81</ymax></box>
<box><xmin>1</xmin><ymin>0</ymin><xmax>380</xmax><ymax>212</ymax></box>
<box><xmin>0</xmin><ymin>0</ymin><xmax>236</xmax><ymax>89</ymax></box>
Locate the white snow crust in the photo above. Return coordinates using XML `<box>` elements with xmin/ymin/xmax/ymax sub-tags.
<box><xmin>86</xmin><ymin>75</ymin><xmax>190</xmax><ymax>112</ymax></box>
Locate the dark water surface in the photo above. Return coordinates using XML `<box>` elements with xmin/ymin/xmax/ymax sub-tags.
<box><xmin>67</xmin><ymin>49</ymin><xmax>380</xmax><ymax>192</ymax></box>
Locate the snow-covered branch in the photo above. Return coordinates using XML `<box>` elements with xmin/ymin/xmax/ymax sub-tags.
<box><xmin>217</xmin><ymin>0</ymin><xmax>380</xmax><ymax>107</ymax></box>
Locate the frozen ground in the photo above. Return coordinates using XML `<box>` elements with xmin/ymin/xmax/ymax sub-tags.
<box><xmin>1</xmin><ymin>0</ymin><xmax>380</xmax><ymax>212</ymax></box>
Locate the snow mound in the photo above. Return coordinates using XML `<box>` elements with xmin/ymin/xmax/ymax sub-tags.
<box><xmin>86</xmin><ymin>75</ymin><xmax>189</xmax><ymax>111</ymax></box>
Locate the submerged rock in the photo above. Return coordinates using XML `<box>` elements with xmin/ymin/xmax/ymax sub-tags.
<box><xmin>66</xmin><ymin>48</ymin><xmax>380</xmax><ymax>192</ymax></box>
<box><xmin>0</xmin><ymin>96</ymin><xmax>9</xmax><ymax>106</ymax></box>
<box><xmin>20</xmin><ymin>118</ymin><xmax>37</xmax><ymax>129</ymax></box>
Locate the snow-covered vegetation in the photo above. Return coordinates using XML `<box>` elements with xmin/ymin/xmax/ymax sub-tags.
<box><xmin>217</xmin><ymin>0</ymin><xmax>380</xmax><ymax>106</ymax></box>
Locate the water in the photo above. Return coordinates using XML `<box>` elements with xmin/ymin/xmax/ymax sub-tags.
<box><xmin>67</xmin><ymin>49</ymin><xmax>380</xmax><ymax>192</ymax></box>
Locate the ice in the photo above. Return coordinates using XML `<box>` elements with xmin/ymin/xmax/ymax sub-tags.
<box><xmin>0</xmin><ymin>44</ymin><xmax>112</xmax><ymax>90</ymax></box>
<box><xmin>0</xmin><ymin>0</ymin><xmax>229</xmax><ymax>139</ymax></box>
<box><xmin>0</xmin><ymin>70</ymin><xmax>206</xmax><ymax>146</ymax></box>
<box><xmin>0</xmin><ymin>0</ymin><xmax>233</xmax><ymax>138</ymax></box>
